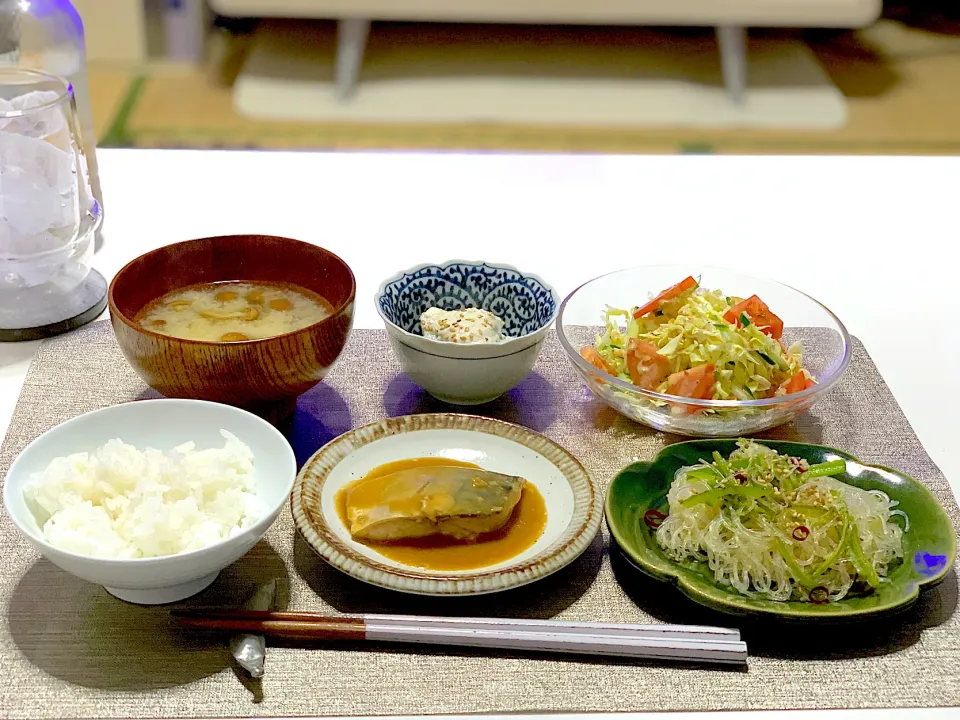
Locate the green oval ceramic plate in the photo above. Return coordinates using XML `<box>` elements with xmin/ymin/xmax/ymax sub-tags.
<box><xmin>606</xmin><ymin>440</ymin><xmax>956</xmax><ymax>621</ymax></box>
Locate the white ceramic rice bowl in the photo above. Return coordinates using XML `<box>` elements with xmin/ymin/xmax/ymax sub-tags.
<box><xmin>2</xmin><ymin>399</ymin><xmax>296</xmax><ymax>605</ymax></box>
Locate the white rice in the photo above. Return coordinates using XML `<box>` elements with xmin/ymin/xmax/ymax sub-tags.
<box><xmin>22</xmin><ymin>430</ymin><xmax>266</xmax><ymax>559</ymax></box>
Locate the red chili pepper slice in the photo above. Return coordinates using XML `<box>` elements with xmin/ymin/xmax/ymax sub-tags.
<box><xmin>792</xmin><ymin>525</ymin><xmax>810</xmax><ymax>541</ymax></box>
<box><xmin>644</xmin><ymin>509</ymin><xmax>667</xmax><ymax>529</ymax></box>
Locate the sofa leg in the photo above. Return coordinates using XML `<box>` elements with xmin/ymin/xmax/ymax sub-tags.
<box><xmin>716</xmin><ymin>25</ymin><xmax>747</xmax><ymax>104</ymax></box>
<box><xmin>335</xmin><ymin>17</ymin><xmax>371</xmax><ymax>100</ymax></box>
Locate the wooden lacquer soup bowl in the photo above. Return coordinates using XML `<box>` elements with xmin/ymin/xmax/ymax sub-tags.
<box><xmin>108</xmin><ymin>235</ymin><xmax>356</xmax><ymax>422</ymax></box>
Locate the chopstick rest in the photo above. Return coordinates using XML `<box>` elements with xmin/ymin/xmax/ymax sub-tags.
<box><xmin>229</xmin><ymin>580</ymin><xmax>277</xmax><ymax>679</ymax></box>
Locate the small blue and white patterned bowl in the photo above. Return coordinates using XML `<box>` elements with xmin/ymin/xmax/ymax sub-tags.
<box><xmin>375</xmin><ymin>261</ymin><xmax>560</xmax><ymax>404</ymax></box>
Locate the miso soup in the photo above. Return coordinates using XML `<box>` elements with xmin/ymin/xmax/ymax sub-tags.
<box><xmin>135</xmin><ymin>280</ymin><xmax>335</xmax><ymax>342</ymax></box>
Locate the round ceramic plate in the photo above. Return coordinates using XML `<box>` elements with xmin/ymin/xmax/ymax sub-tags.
<box><xmin>606</xmin><ymin>440</ymin><xmax>957</xmax><ymax>621</ymax></box>
<box><xmin>292</xmin><ymin>413</ymin><xmax>602</xmax><ymax>595</ymax></box>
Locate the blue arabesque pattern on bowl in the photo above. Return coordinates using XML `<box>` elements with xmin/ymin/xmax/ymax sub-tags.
<box><xmin>378</xmin><ymin>262</ymin><xmax>557</xmax><ymax>337</ymax></box>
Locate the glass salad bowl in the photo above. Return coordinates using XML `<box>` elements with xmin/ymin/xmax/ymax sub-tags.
<box><xmin>556</xmin><ymin>266</ymin><xmax>851</xmax><ymax>437</ymax></box>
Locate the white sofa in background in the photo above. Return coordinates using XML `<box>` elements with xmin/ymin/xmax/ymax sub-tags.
<box><xmin>207</xmin><ymin>0</ymin><xmax>883</xmax><ymax>102</ymax></box>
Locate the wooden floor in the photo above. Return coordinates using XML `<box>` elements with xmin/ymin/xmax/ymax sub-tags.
<box><xmin>88</xmin><ymin>17</ymin><xmax>960</xmax><ymax>155</ymax></box>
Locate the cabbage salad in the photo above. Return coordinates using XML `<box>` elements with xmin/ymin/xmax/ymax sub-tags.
<box><xmin>579</xmin><ymin>276</ymin><xmax>815</xmax><ymax>407</ymax></box>
<box><xmin>650</xmin><ymin>440</ymin><xmax>907</xmax><ymax>603</ymax></box>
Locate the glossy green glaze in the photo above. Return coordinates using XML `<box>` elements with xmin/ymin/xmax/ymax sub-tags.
<box><xmin>606</xmin><ymin>440</ymin><xmax>957</xmax><ymax>620</ymax></box>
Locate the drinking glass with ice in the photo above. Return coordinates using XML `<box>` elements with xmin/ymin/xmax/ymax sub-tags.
<box><xmin>0</xmin><ymin>68</ymin><xmax>101</xmax><ymax>331</ymax></box>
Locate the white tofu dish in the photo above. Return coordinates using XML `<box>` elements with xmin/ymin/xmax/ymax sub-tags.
<box><xmin>420</xmin><ymin>307</ymin><xmax>507</xmax><ymax>343</ymax></box>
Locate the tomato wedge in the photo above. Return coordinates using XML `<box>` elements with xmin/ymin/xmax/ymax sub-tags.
<box><xmin>580</xmin><ymin>346</ymin><xmax>612</xmax><ymax>374</ymax></box>
<box><xmin>665</xmin><ymin>363</ymin><xmax>716</xmax><ymax>400</ymax></box>
<box><xmin>625</xmin><ymin>339</ymin><xmax>671</xmax><ymax>390</ymax></box>
<box><xmin>723</xmin><ymin>295</ymin><xmax>784</xmax><ymax>339</ymax></box>
<box><xmin>633</xmin><ymin>276</ymin><xmax>698</xmax><ymax>319</ymax></box>
<box><xmin>781</xmin><ymin>370</ymin><xmax>815</xmax><ymax>395</ymax></box>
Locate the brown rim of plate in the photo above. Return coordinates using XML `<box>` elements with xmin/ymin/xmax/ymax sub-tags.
<box><xmin>291</xmin><ymin>413</ymin><xmax>602</xmax><ymax>595</ymax></box>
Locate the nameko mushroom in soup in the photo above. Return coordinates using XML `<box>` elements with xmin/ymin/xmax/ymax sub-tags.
<box><xmin>135</xmin><ymin>281</ymin><xmax>336</xmax><ymax>342</ymax></box>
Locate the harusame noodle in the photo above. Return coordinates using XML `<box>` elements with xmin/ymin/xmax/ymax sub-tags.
<box><xmin>654</xmin><ymin>440</ymin><xmax>907</xmax><ymax>603</ymax></box>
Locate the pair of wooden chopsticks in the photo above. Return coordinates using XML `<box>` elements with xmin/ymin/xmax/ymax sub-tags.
<box><xmin>171</xmin><ymin>609</ymin><xmax>748</xmax><ymax>666</ymax></box>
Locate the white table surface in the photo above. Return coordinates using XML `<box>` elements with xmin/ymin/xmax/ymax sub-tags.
<box><xmin>3</xmin><ymin>149</ymin><xmax>958</xmax><ymax>720</ymax></box>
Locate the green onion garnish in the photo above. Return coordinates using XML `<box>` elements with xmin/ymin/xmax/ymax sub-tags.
<box><xmin>804</xmin><ymin>459</ymin><xmax>847</xmax><ymax>478</ymax></box>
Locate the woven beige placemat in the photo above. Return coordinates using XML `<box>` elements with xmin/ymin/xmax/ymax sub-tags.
<box><xmin>1</xmin><ymin>322</ymin><xmax>958</xmax><ymax>719</ymax></box>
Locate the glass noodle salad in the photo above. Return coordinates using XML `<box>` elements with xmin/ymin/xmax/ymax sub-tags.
<box><xmin>579</xmin><ymin>276</ymin><xmax>815</xmax><ymax>410</ymax></box>
<box><xmin>648</xmin><ymin>440</ymin><xmax>908</xmax><ymax>603</ymax></box>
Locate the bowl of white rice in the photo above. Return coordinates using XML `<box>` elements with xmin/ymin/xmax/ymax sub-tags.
<box><xmin>2</xmin><ymin>399</ymin><xmax>296</xmax><ymax>604</ymax></box>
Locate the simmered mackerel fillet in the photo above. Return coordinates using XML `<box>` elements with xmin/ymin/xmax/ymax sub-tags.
<box><xmin>344</xmin><ymin>466</ymin><xmax>525</xmax><ymax>541</ymax></box>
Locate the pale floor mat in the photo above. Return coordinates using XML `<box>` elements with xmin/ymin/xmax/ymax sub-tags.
<box><xmin>234</xmin><ymin>22</ymin><xmax>847</xmax><ymax>131</ymax></box>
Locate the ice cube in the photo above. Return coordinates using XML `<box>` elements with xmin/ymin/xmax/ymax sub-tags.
<box><xmin>0</xmin><ymin>90</ymin><xmax>66</xmax><ymax>137</ymax></box>
<box><xmin>1</xmin><ymin>130</ymin><xmax>77</xmax><ymax>191</ymax></box>
<box><xmin>0</xmin><ymin>222</ymin><xmax>91</xmax><ymax>290</ymax></box>
<box><xmin>0</xmin><ymin>130</ymin><xmax>79</xmax><ymax>238</ymax></box>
